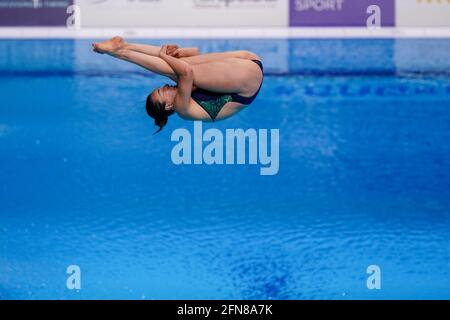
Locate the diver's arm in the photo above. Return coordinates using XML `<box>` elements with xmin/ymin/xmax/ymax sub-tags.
<box><xmin>159</xmin><ymin>45</ymin><xmax>193</xmax><ymax>78</ymax></box>
<box><xmin>159</xmin><ymin>45</ymin><xmax>194</xmax><ymax>114</ymax></box>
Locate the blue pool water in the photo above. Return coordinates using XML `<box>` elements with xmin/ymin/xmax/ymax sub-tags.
<box><xmin>0</xmin><ymin>39</ymin><xmax>449</xmax><ymax>300</ymax></box>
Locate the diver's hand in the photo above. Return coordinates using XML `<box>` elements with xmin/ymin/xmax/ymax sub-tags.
<box><xmin>169</xmin><ymin>48</ymin><xmax>200</xmax><ymax>58</ymax></box>
<box><xmin>166</xmin><ymin>44</ymin><xmax>179</xmax><ymax>56</ymax></box>
<box><xmin>159</xmin><ymin>45</ymin><xmax>169</xmax><ymax>57</ymax></box>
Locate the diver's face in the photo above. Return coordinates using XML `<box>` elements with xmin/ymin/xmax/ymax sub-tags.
<box><xmin>151</xmin><ymin>85</ymin><xmax>175</xmax><ymax>110</ymax></box>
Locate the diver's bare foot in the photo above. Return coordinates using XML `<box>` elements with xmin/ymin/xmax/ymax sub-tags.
<box><xmin>92</xmin><ymin>36</ymin><xmax>125</xmax><ymax>55</ymax></box>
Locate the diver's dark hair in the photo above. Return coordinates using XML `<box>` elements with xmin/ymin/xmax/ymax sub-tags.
<box><xmin>146</xmin><ymin>92</ymin><xmax>174</xmax><ymax>134</ymax></box>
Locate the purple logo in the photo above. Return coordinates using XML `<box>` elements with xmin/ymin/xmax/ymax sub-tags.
<box><xmin>0</xmin><ymin>0</ymin><xmax>73</xmax><ymax>26</ymax></box>
<box><xmin>289</xmin><ymin>0</ymin><xmax>395</xmax><ymax>26</ymax></box>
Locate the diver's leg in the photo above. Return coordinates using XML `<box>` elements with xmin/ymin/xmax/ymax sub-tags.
<box><xmin>191</xmin><ymin>58</ymin><xmax>263</xmax><ymax>96</ymax></box>
<box><xmin>97</xmin><ymin>50</ymin><xmax>263</xmax><ymax>95</ymax></box>
<box><xmin>123</xmin><ymin>42</ymin><xmax>161</xmax><ymax>57</ymax></box>
<box><xmin>92</xmin><ymin>37</ymin><xmax>177</xmax><ymax>80</ymax></box>
<box><xmin>93</xmin><ymin>36</ymin><xmax>162</xmax><ymax>56</ymax></box>
<box><xmin>95</xmin><ymin>37</ymin><xmax>259</xmax><ymax>65</ymax></box>
<box><xmin>120</xmin><ymin>38</ymin><xmax>259</xmax><ymax>65</ymax></box>
<box><xmin>120</xmin><ymin>36</ymin><xmax>259</xmax><ymax>64</ymax></box>
<box><xmin>180</xmin><ymin>50</ymin><xmax>260</xmax><ymax>65</ymax></box>
<box><xmin>94</xmin><ymin>37</ymin><xmax>260</xmax><ymax>64</ymax></box>
<box><xmin>124</xmin><ymin>43</ymin><xmax>259</xmax><ymax>65</ymax></box>
<box><xmin>93</xmin><ymin>38</ymin><xmax>262</xmax><ymax>92</ymax></box>
<box><xmin>100</xmin><ymin>37</ymin><xmax>198</xmax><ymax>58</ymax></box>
<box><xmin>125</xmin><ymin>42</ymin><xmax>200</xmax><ymax>58</ymax></box>
<box><xmin>114</xmin><ymin>49</ymin><xmax>177</xmax><ymax>81</ymax></box>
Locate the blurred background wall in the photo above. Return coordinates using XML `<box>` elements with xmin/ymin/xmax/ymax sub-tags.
<box><xmin>0</xmin><ymin>0</ymin><xmax>73</xmax><ymax>26</ymax></box>
<box><xmin>0</xmin><ymin>0</ymin><xmax>449</xmax><ymax>28</ymax></box>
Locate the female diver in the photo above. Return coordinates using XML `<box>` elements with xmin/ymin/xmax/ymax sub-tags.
<box><xmin>93</xmin><ymin>37</ymin><xmax>264</xmax><ymax>133</ymax></box>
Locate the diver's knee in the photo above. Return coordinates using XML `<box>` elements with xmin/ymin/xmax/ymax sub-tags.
<box><xmin>238</xmin><ymin>50</ymin><xmax>260</xmax><ymax>61</ymax></box>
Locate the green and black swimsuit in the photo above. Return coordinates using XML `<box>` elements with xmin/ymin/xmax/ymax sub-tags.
<box><xmin>191</xmin><ymin>60</ymin><xmax>264</xmax><ymax>121</ymax></box>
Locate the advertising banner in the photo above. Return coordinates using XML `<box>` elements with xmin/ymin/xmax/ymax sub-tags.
<box><xmin>396</xmin><ymin>0</ymin><xmax>450</xmax><ymax>27</ymax></box>
<box><xmin>0</xmin><ymin>0</ymin><xmax>73</xmax><ymax>26</ymax></box>
<box><xmin>289</xmin><ymin>0</ymin><xmax>395</xmax><ymax>27</ymax></box>
<box><xmin>76</xmin><ymin>0</ymin><xmax>288</xmax><ymax>27</ymax></box>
